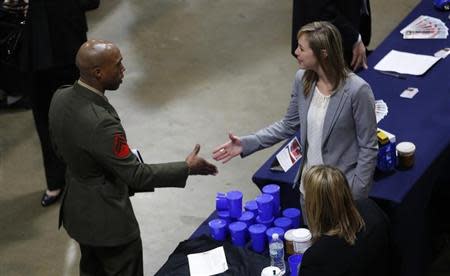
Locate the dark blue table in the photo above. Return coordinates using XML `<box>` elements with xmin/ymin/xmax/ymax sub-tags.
<box><xmin>252</xmin><ymin>1</ymin><xmax>450</xmax><ymax>275</ymax></box>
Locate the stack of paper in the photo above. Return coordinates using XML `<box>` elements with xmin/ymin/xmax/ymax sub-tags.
<box><xmin>375</xmin><ymin>100</ymin><xmax>388</xmax><ymax>123</ymax></box>
<box><xmin>374</xmin><ymin>50</ymin><xmax>440</xmax><ymax>75</ymax></box>
<box><xmin>400</xmin><ymin>15</ymin><xmax>448</xmax><ymax>39</ymax></box>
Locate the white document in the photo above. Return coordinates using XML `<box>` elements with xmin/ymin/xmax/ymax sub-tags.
<box><xmin>275</xmin><ymin>136</ymin><xmax>302</xmax><ymax>172</ymax></box>
<box><xmin>187</xmin><ymin>246</ymin><xmax>228</xmax><ymax>276</ymax></box>
<box><xmin>374</xmin><ymin>50</ymin><xmax>440</xmax><ymax>75</ymax></box>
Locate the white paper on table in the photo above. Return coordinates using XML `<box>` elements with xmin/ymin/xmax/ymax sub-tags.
<box><xmin>187</xmin><ymin>246</ymin><xmax>228</xmax><ymax>276</ymax></box>
<box><xmin>374</xmin><ymin>50</ymin><xmax>440</xmax><ymax>75</ymax></box>
<box><xmin>275</xmin><ymin>136</ymin><xmax>302</xmax><ymax>172</ymax></box>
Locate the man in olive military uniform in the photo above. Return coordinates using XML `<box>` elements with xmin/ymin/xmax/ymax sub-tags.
<box><xmin>48</xmin><ymin>39</ymin><xmax>218</xmax><ymax>276</ymax></box>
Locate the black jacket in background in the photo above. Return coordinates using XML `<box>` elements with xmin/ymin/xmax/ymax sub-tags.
<box><xmin>24</xmin><ymin>0</ymin><xmax>88</xmax><ymax>71</ymax></box>
<box><xmin>291</xmin><ymin>0</ymin><xmax>371</xmax><ymax>64</ymax></box>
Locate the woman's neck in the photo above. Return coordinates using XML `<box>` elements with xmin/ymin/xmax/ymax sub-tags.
<box><xmin>315</xmin><ymin>68</ymin><xmax>334</xmax><ymax>96</ymax></box>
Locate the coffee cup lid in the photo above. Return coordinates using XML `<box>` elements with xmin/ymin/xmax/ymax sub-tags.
<box><xmin>284</xmin><ymin>229</ymin><xmax>295</xmax><ymax>241</ymax></box>
<box><xmin>261</xmin><ymin>266</ymin><xmax>281</xmax><ymax>276</ymax></box>
<box><xmin>396</xmin><ymin>141</ymin><xmax>415</xmax><ymax>153</ymax></box>
<box><xmin>291</xmin><ymin>228</ymin><xmax>311</xmax><ymax>242</ymax></box>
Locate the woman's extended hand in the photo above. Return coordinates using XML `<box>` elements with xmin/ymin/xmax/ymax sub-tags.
<box><xmin>212</xmin><ymin>132</ymin><xmax>243</xmax><ymax>164</ymax></box>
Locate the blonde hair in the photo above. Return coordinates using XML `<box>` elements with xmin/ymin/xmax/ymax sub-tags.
<box><xmin>303</xmin><ymin>165</ymin><xmax>365</xmax><ymax>245</ymax></box>
<box><xmin>297</xmin><ymin>21</ymin><xmax>350</xmax><ymax>96</ymax></box>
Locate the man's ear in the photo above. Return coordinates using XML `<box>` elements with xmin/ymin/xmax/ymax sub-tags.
<box><xmin>93</xmin><ymin>67</ymin><xmax>102</xmax><ymax>80</ymax></box>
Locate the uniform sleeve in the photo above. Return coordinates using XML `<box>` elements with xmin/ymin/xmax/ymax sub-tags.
<box><xmin>89</xmin><ymin>117</ymin><xmax>189</xmax><ymax>193</ymax></box>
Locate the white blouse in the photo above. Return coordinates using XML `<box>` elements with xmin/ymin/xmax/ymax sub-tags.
<box><xmin>300</xmin><ymin>86</ymin><xmax>331</xmax><ymax>195</ymax></box>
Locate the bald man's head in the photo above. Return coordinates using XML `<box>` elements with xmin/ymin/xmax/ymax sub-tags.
<box><xmin>76</xmin><ymin>39</ymin><xmax>125</xmax><ymax>91</ymax></box>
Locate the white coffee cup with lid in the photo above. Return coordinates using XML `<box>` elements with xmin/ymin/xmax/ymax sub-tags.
<box><xmin>261</xmin><ymin>266</ymin><xmax>282</xmax><ymax>276</ymax></box>
<box><xmin>396</xmin><ymin>141</ymin><xmax>416</xmax><ymax>169</ymax></box>
<box><xmin>291</xmin><ymin>228</ymin><xmax>311</xmax><ymax>254</ymax></box>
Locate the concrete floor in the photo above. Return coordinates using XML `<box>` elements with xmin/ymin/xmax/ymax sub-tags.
<box><xmin>0</xmin><ymin>0</ymin><xmax>420</xmax><ymax>275</ymax></box>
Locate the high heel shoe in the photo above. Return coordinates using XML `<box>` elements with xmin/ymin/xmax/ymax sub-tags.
<box><xmin>41</xmin><ymin>190</ymin><xmax>62</xmax><ymax>207</ymax></box>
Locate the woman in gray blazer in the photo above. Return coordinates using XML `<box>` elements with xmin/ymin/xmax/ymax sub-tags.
<box><xmin>213</xmin><ymin>21</ymin><xmax>377</xmax><ymax>202</ymax></box>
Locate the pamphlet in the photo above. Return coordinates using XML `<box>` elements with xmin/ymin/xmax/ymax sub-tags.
<box><xmin>273</xmin><ymin>137</ymin><xmax>302</xmax><ymax>172</ymax></box>
<box><xmin>187</xmin><ymin>246</ymin><xmax>228</xmax><ymax>276</ymax></box>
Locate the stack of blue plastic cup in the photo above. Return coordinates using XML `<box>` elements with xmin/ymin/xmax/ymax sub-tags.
<box><xmin>227</xmin><ymin>190</ymin><xmax>243</xmax><ymax>219</ymax></box>
<box><xmin>288</xmin><ymin>254</ymin><xmax>303</xmax><ymax>276</ymax></box>
<box><xmin>274</xmin><ymin>217</ymin><xmax>293</xmax><ymax>232</ymax></box>
<box><xmin>262</xmin><ymin>184</ymin><xmax>281</xmax><ymax>216</ymax></box>
<box><xmin>282</xmin><ymin>208</ymin><xmax>302</xmax><ymax>228</ymax></box>
<box><xmin>208</xmin><ymin>185</ymin><xmax>305</xmax><ymax>254</ymax></box>
<box><xmin>229</xmin><ymin>221</ymin><xmax>248</xmax><ymax>246</ymax></box>
<box><xmin>238</xmin><ymin>211</ymin><xmax>255</xmax><ymax>227</ymax></box>
<box><xmin>216</xmin><ymin>192</ymin><xmax>228</xmax><ymax>211</ymax></box>
<box><xmin>217</xmin><ymin>210</ymin><xmax>231</xmax><ymax>224</ymax></box>
<box><xmin>248</xmin><ymin>224</ymin><xmax>267</xmax><ymax>253</ymax></box>
<box><xmin>244</xmin><ymin>200</ymin><xmax>258</xmax><ymax>217</ymax></box>
<box><xmin>208</xmin><ymin>219</ymin><xmax>227</xmax><ymax>241</ymax></box>
<box><xmin>256</xmin><ymin>194</ymin><xmax>274</xmax><ymax>220</ymax></box>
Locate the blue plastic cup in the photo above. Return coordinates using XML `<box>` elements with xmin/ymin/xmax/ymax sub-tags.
<box><xmin>227</xmin><ymin>190</ymin><xmax>243</xmax><ymax>219</ymax></box>
<box><xmin>244</xmin><ymin>200</ymin><xmax>258</xmax><ymax>217</ymax></box>
<box><xmin>248</xmin><ymin>224</ymin><xmax>267</xmax><ymax>253</ymax></box>
<box><xmin>256</xmin><ymin>215</ymin><xmax>274</xmax><ymax>228</ymax></box>
<box><xmin>288</xmin><ymin>254</ymin><xmax>303</xmax><ymax>276</ymax></box>
<box><xmin>262</xmin><ymin>184</ymin><xmax>280</xmax><ymax>216</ymax></box>
<box><xmin>282</xmin><ymin>208</ymin><xmax>302</xmax><ymax>228</ymax></box>
<box><xmin>216</xmin><ymin>192</ymin><xmax>228</xmax><ymax>211</ymax></box>
<box><xmin>228</xmin><ymin>221</ymin><xmax>247</xmax><ymax>246</ymax></box>
<box><xmin>274</xmin><ymin>217</ymin><xmax>293</xmax><ymax>232</ymax></box>
<box><xmin>208</xmin><ymin>219</ymin><xmax>227</xmax><ymax>241</ymax></box>
<box><xmin>217</xmin><ymin>210</ymin><xmax>232</xmax><ymax>224</ymax></box>
<box><xmin>256</xmin><ymin>194</ymin><xmax>274</xmax><ymax>221</ymax></box>
<box><xmin>266</xmin><ymin>227</ymin><xmax>285</xmax><ymax>243</ymax></box>
<box><xmin>238</xmin><ymin>211</ymin><xmax>255</xmax><ymax>227</ymax></box>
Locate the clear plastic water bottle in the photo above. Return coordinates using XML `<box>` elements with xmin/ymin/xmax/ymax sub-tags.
<box><xmin>269</xmin><ymin>233</ymin><xmax>286</xmax><ymax>275</ymax></box>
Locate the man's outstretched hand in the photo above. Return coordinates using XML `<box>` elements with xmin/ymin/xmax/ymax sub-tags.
<box><xmin>186</xmin><ymin>144</ymin><xmax>218</xmax><ymax>175</ymax></box>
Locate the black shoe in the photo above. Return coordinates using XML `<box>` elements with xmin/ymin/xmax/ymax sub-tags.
<box><xmin>41</xmin><ymin>191</ymin><xmax>62</xmax><ymax>207</ymax></box>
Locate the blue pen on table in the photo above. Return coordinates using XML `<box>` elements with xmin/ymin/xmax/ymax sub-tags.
<box><xmin>377</xmin><ymin>70</ymin><xmax>407</xmax><ymax>80</ymax></box>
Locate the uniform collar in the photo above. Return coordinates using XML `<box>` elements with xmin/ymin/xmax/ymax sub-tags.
<box><xmin>77</xmin><ymin>80</ymin><xmax>108</xmax><ymax>102</ymax></box>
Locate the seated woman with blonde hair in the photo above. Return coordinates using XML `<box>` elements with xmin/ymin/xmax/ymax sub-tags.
<box><xmin>299</xmin><ymin>165</ymin><xmax>390</xmax><ymax>276</ymax></box>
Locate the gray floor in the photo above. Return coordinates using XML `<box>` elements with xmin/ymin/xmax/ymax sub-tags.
<box><xmin>0</xmin><ymin>0</ymin><xmax>420</xmax><ymax>275</ymax></box>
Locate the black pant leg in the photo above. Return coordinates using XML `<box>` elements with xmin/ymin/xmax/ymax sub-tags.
<box><xmin>79</xmin><ymin>237</ymin><xmax>144</xmax><ymax>276</ymax></box>
<box><xmin>79</xmin><ymin>243</ymin><xmax>108</xmax><ymax>276</ymax></box>
<box><xmin>30</xmin><ymin>65</ymin><xmax>78</xmax><ymax>191</ymax></box>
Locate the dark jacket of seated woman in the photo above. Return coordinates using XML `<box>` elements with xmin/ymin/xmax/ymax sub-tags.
<box><xmin>298</xmin><ymin>165</ymin><xmax>390</xmax><ymax>276</ymax></box>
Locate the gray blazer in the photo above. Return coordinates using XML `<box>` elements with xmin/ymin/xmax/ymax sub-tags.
<box><xmin>241</xmin><ymin>70</ymin><xmax>378</xmax><ymax>199</ymax></box>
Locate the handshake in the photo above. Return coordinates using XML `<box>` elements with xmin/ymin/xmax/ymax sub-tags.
<box><xmin>186</xmin><ymin>133</ymin><xmax>242</xmax><ymax>175</ymax></box>
<box><xmin>185</xmin><ymin>132</ymin><xmax>244</xmax><ymax>176</ymax></box>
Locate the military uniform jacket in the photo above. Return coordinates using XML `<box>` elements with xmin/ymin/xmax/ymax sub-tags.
<box><xmin>49</xmin><ymin>82</ymin><xmax>189</xmax><ymax>246</ymax></box>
